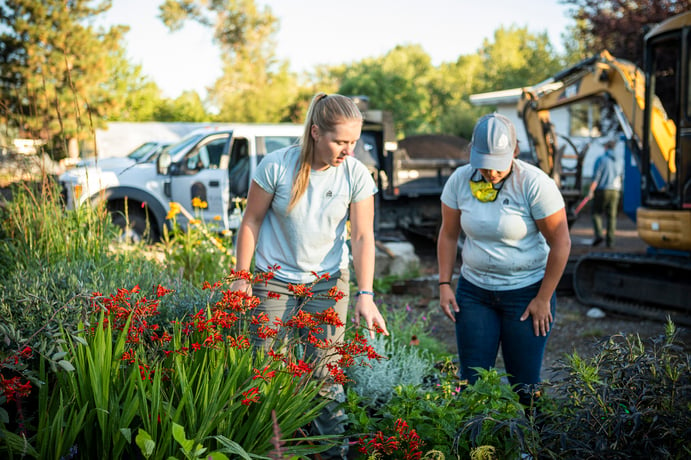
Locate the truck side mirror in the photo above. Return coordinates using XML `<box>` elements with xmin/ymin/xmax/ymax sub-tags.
<box><xmin>157</xmin><ymin>150</ymin><xmax>172</xmax><ymax>175</ymax></box>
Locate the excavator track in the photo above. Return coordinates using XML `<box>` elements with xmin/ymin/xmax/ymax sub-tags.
<box><xmin>573</xmin><ymin>252</ymin><xmax>691</xmax><ymax>327</ymax></box>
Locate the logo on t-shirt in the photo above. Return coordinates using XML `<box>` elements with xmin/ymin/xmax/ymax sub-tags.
<box><xmin>326</xmin><ymin>190</ymin><xmax>333</xmax><ymax>198</ymax></box>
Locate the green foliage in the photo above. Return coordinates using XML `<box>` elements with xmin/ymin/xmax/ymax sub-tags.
<box><xmin>348</xmin><ymin>365</ymin><xmax>535</xmax><ymax>459</ymax></box>
<box><xmin>536</xmin><ymin>320</ymin><xmax>691</xmax><ymax>459</ymax></box>
<box><xmin>30</xmin><ymin>291</ymin><xmax>327</xmax><ymax>459</ymax></box>
<box><xmin>154</xmin><ymin>90</ymin><xmax>210</xmax><ymax>122</ymax></box>
<box><xmin>561</xmin><ymin>0</ymin><xmax>690</xmax><ymax>64</ymax></box>
<box><xmin>0</xmin><ymin>178</ymin><xmax>117</xmax><ymax>271</ymax></box>
<box><xmin>0</xmin><ymin>0</ymin><xmax>131</xmax><ymax>157</ymax></box>
<box><xmin>346</xmin><ymin>332</ymin><xmax>435</xmax><ymax>405</ymax></box>
<box><xmin>337</xmin><ymin>44</ymin><xmax>437</xmax><ymax>137</ymax></box>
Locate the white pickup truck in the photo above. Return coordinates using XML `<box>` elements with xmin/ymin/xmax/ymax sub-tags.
<box><xmin>59</xmin><ymin>124</ymin><xmax>303</xmax><ymax>241</ymax></box>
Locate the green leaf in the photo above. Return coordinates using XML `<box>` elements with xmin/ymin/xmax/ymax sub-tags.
<box><xmin>52</xmin><ymin>350</ymin><xmax>68</xmax><ymax>360</ymax></box>
<box><xmin>214</xmin><ymin>436</ymin><xmax>254</xmax><ymax>459</ymax></box>
<box><xmin>120</xmin><ymin>427</ymin><xmax>132</xmax><ymax>443</ymax></box>
<box><xmin>172</xmin><ymin>422</ymin><xmax>195</xmax><ymax>452</ymax></box>
<box><xmin>208</xmin><ymin>453</ymin><xmax>230</xmax><ymax>460</ymax></box>
<box><xmin>135</xmin><ymin>429</ymin><xmax>156</xmax><ymax>459</ymax></box>
<box><xmin>57</xmin><ymin>359</ymin><xmax>75</xmax><ymax>372</ymax></box>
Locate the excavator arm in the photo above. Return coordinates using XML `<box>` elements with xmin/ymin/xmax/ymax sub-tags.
<box><xmin>517</xmin><ymin>51</ymin><xmax>677</xmax><ymax>202</ymax></box>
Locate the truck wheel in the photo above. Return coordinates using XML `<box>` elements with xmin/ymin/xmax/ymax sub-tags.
<box><xmin>109</xmin><ymin>203</ymin><xmax>158</xmax><ymax>243</ymax></box>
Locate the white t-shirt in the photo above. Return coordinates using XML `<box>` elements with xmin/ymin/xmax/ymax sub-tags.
<box><xmin>253</xmin><ymin>146</ymin><xmax>378</xmax><ymax>283</ymax></box>
<box><xmin>441</xmin><ymin>159</ymin><xmax>564</xmax><ymax>290</ymax></box>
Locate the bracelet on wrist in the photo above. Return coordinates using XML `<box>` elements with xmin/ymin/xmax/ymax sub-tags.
<box><xmin>438</xmin><ymin>281</ymin><xmax>451</xmax><ymax>286</ymax></box>
<box><xmin>356</xmin><ymin>290</ymin><xmax>375</xmax><ymax>297</ymax></box>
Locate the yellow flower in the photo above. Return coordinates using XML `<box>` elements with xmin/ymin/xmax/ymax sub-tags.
<box><xmin>213</xmin><ymin>215</ymin><xmax>221</xmax><ymax>221</ymax></box>
<box><xmin>189</xmin><ymin>219</ymin><xmax>201</xmax><ymax>225</ymax></box>
<box><xmin>192</xmin><ymin>197</ymin><xmax>208</xmax><ymax>209</ymax></box>
<box><xmin>166</xmin><ymin>202</ymin><xmax>181</xmax><ymax>220</ymax></box>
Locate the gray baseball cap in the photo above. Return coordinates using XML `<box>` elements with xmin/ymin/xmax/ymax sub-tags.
<box><xmin>470</xmin><ymin>113</ymin><xmax>517</xmax><ymax>171</ymax></box>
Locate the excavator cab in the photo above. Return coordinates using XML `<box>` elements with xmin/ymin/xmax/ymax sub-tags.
<box><xmin>637</xmin><ymin>12</ymin><xmax>691</xmax><ymax>252</ymax></box>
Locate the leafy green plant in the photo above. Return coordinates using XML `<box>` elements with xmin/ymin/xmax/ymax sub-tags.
<box><xmin>536</xmin><ymin>319</ymin><xmax>691</xmax><ymax>459</ymax></box>
<box><xmin>136</xmin><ymin>422</ymin><xmax>246</xmax><ymax>460</ymax></box>
<box><xmin>12</xmin><ymin>270</ymin><xmax>387</xmax><ymax>458</ymax></box>
<box><xmin>347</xmin><ymin>364</ymin><xmax>537</xmax><ymax>459</ymax></box>
<box><xmin>346</xmin><ymin>332</ymin><xmax>435</xmax><ymax>405</ymax></box>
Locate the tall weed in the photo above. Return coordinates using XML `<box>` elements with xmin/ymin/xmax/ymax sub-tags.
<box><xmin>0</xmin><ymin>178</ymin><xmax>116</xmax><ymax>270</ymax></box>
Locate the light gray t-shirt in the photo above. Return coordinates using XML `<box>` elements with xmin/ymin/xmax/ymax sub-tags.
<box><xmin>253</xmin><ymin>146</ymin><xmax>377</xmax><ymax>283</ymax></box>
<box><xmin>441</xmin><ymin>159</ymin><xmax>564</xmax><ymax>290</ymax></box>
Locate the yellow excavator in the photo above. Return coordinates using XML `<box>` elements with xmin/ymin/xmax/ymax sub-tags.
<box><xmin>517</xmin><ymin>11</ymin><xmax>691</xmax><ymax>325</ymax></box>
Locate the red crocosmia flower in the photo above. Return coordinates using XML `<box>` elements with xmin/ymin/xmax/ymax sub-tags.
<box><xmin>241</xmin><ymin>387</ymin><xmax>261</xmax><ymax>406</ymax></box>
<box><xmin>313</xmin><ymin>307</ymin><xmax>344</xmax><ymax>327</ymax></box>
<box><xmin>285</xmin><ymin>310</ymin><xmax>318</xmax><ymax>329</ymax></box>
<box><xmin>228</xmin><ymin>335</ymin><xmax>250</xmax><ymax>350</ymax></box>
<box><xmin>286</xmin><ymin>359</ymin><xmax>313</xmax><ymax>377</ymax></box>
<box><xmin>326</xmin><ymin>363</ymin><xmax>351</xmax><ymax>384</ymax></box>
<box><xmin>326</xmin><ymin>286</ymin><xmax>345</xmax><ymax>301</ymax></box>
<box><xmin>287</xmin><ymin>284</ymin><xmax>313</xmax><ymax>298</ymax></box>
<box><xmin>267</xmin><ymin>291</ymin><xmax>281</xmax><ymax>299</ymax></box>
<box><xmin>267</xmin><ymin>349</ymin><xmax>284</xmax><ymax>361</ymax></box>
<box><xmin>252</xmin><ymin>366</ymin><xmax>276</xmax><ymax>382</ymax></box>
<box><xmin>1</xmin><ymin>376</ymin><xmax>32</xmax><ymax>402</ymax></box>
<box><xmin>256</xmin><ymin>325</ymin><xmax>278</xmax><ymax>339</ymax></box>
<box><xmin>155</xmin><ymin>285</ymin><xmax>174</xmax><ymax>297</ymax></box>
<box><xmin>250</xmin><ymin>312</ymin><xmax>270</xmax><ymax>325</ymax></box>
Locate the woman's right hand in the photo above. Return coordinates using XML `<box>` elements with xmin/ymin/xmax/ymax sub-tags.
<box><xmin>439</xmin><ymin>284</ymin><xmax>458</xmax><ymax>322</ymax></box>
<box><xmin>229</xmin><ymin>278</ymin><xmax>252</xmax><ymax>296</ymax></box>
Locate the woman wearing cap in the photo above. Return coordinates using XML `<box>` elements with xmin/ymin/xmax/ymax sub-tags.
<box><xmin>436</xmin><ymin>113</ymin><xmax>571</xmax><ymax>406</ymax></box>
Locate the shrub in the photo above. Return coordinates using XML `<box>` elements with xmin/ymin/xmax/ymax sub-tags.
<box><xmin>536</xmin><ymin>320</ymin><xmax>691</xmax><ymax>459</ymax></box>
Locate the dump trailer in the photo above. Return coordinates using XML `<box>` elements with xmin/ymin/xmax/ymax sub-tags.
<box><xmin>352</xmin><ymin>98</ymin><xmax>468</xmax><ymax>241</ymax></box>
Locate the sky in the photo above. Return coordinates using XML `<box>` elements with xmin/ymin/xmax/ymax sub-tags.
<box><xmin>101</xmin><ymin>0</ymin><xmax>574</xmax><ymax>99</ymax></box>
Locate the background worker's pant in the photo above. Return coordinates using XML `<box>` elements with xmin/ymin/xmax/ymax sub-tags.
<box><xmin>592</xmin><ymin>189</ymin><xmax>621</xmax><ymax>247</ymax></box>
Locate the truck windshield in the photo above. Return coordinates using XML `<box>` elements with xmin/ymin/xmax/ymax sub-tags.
<box><xmin>167</xmin><ymin>133</ymin><xmax>211</xmax><ymax>162</ymax></box>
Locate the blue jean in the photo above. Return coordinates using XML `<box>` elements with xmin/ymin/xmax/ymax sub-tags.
<box><xmin>454</xmin><ymin>276</ymin><xmax>555</xmax><ymax>390</ymax></box>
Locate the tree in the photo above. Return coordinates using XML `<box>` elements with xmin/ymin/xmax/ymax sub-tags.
<box><xmin>472</xmin><ymin>26</ymin><xmax>564</xmax><ymax>95</ymax></box>
<box><xmin>560</xmin><ymin>0</ymin><xmax>691</xmax><ymax>64</ymax></box>
<box><xmin>159</xmin><ymin>0</ymin><xmax>297</xmax><ymax>122</ymax></box>
<box><xmin>430</xmin><ymin>26</ymin><xmax>565</xmax><ymax>139</ymax></box>
<box><xmin>0</xmin><ymin>0</ymin><xmax>130</xmax><ymax>159</ymax></box>
<box><xmin>104</xmin><ymin>49</ymin><xmax>167</xmax><ymax>122</ymax></box>
<box><xmin>155</xmin><ymin>90</ymin><xmax>209</xmax><ymax>122</ymax></box>
<box><xmin>334</xmin><ymin>44</ymin><xmax>436</xmax><ymax>138</ymax></box>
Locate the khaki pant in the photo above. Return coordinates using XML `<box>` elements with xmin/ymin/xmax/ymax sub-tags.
<box><xmin>592</xmin><ymin>189</ymin><xmax>621</xmax><ymax>247</ymax></box>
<box><xmin>251</xmin><ymin>271</ymin><xmax>350</xmax><ymax>459</ymax></box>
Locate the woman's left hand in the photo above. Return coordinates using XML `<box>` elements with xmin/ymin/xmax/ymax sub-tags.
<box><xmin>354</xmin><ymin>295</ymin><xmax>389</xmax><ymax>338</ymax></box>
<box><xmin>520</xmin><ymin>297</ymin><xmax>553</xmax><ymax>337</ymax></box>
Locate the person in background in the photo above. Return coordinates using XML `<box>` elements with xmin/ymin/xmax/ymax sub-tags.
<box><xmin>231</xmin><ymin>92</ymin><xmax>389</xmax><ymax>459</ymax></box>
<box><xmin>588</xmin><ymin>139</ymin><xmax>624</xmax><ymax>248</ymax></box>
<box><xmin>436</xmin><ymin>113</ymin><xmax>571</xmax><ymax>407</ymax></box>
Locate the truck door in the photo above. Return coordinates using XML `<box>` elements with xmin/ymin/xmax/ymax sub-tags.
<box><xmin>170</xmin><ymin>133</ymin><xmax>230</xmax><ymax>231</ymax></box>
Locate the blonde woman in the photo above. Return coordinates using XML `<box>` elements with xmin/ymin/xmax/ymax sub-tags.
<box><xmin>232</xmin><ymin>93</ymin><xmax>388</xmax><ymax>458</ymax></box>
